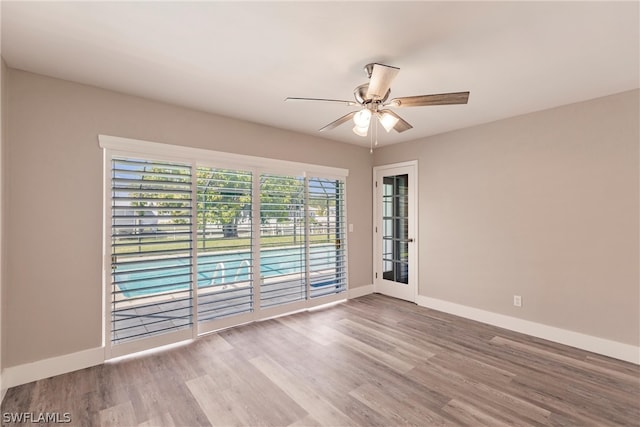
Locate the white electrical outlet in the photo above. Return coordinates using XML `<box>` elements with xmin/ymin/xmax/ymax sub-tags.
<box><xmin>513</xmin><ymin>295</ymin><xmax>522</xmax><ymax>307</ymax></box>
<box><xmin>349</xmin><ymin>223</ymin><xmax>354</xmax><ymax>232</ymax></box>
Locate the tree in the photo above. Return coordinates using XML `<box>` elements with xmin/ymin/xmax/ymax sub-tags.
<box><xmin>198</xmin><ymin>169</ymin><xmax>304</xmax><ymax>239</ymax></box>
<box><xmin>197</xmin><ymin>168</ymin><xmax>252</xmax><ymax>238</ymax></box>
<box><xmin>259</xmin><ymin>175</ymin><xmax>304</xmax><ymax>222</ymax></box>
<box><xmin>259</xmin><ymin>174</ymin><xmax>305</xmax><ymax>243</ymax></box>
<box><xmin>129</xmin><ymin>164</ymin><xmax>192</xmax><ymax>228</ymax></box>
<box><xmin>132</xmin><ymin>166</ymin><xmax>305</xmax><ymax>240</ymax></box>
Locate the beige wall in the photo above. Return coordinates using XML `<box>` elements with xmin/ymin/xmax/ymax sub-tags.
<box><xmin>374</xmin><ymin>89</ymin><xmax>640</xmax><ymax>346</ymax></box>
<box><xmin>4</xmin><ymin>69</ymin><xmax>373</xmax><ymax>367</ymax></box>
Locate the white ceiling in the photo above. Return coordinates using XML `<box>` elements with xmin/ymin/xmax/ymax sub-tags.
<box><xmin>1</xmin><ymin>1</ymin><xmax>638</xmax><ymax>148</ymax></box>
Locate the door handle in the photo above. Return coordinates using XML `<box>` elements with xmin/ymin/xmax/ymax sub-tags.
<box><xmin>407</xmin><ymin>238</ymin><xmax>414</xmax><ymax>243</ymax></box>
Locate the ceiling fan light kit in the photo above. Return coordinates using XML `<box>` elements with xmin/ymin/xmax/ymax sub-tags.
<box><xmin>285</xmin><ymin>63</ymin><xmax>470</xmax><ymax>148</ymax></box>
<box><xmin>377</xmin><ymin>110</ymin><xmax>400</xmax><ymax>133</ymax></box>
<box><xmin>353</xmin><ymin>108</ymin><xmax>372</xmax><ymax>128</ymax></box>
<box><xmin>352</xmin><ymin>124</ymin><xmax>369</xmax><ymax>137</ymax></box>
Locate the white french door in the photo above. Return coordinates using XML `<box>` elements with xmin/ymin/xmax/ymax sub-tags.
<box><xmin>373</xmin><ymin>161</ymin><xmax>417</xmax><ymax>302</ymax></box>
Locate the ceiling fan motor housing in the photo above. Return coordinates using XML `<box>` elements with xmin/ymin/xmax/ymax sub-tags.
<box><xmin>354</xmin><ymin>83</ymin><xmax>390</xmax><ymax>107</ymax></box>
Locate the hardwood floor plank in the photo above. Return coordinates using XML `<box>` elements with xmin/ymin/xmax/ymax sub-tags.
<box><xmin>187</xmin><ymin>351</ymin><xmax>306</xmax><ymax>427</ymax></box>
<box><xmin>287</xmin><ymin>414</ymin><xmax>322</xmax><ymax>427</ymax></box>
<box><xmin>129</xmin><ymin>377</ymin><xmax>203</xmax><ymax>425</ymax></box>
<box><xmin>249</xmin><ymin>354</ymin><xmax>353</xmax><ymax>426</ymax></box>
<box><xmin>99</xmin><ymin>401</ymin><xmax>138</xmax><ymax>427</ymax></box>
<box><xmin>186</xmin><ymin>374</ymin><xmax>246</xmax><ymax>427</ymax></box>
<box><xmin>260</xmin><ymin>319</ymin><xmax>409</xmax><ymax>426</ymax></box>
<box><xmin>409</xmin><ymin>359</ymin><xmax>553</xmax><ymax>426</ymax></box>
<box><xmin>491</xmin><ymin>335</ymin><xmax>639</xmax><ymax>386</ymax></box>
<box><xmin>138</xmin><ymin>411</ymin><xmax>176</xmax><ymax>427</ymax></box>
<box><xmin>442</xmin><ymin>398</ymin><xmax>515</xmax><ymax>427</ymax></box>
<box><xmin>428</xmin><ymin>350</ymin><xmax>517</xmax><ymax>385</ymax></box>
<box><xmin>348</xmin><ymin>381</ymin><xmax>455</xmax><ymax>426</ymax></box>
<box><xmin>314</xmin><ymin>324</ymin><xmax>416</xmax><ymax>373</ymax></box>
<box><xmin>276</xmin><ymin>314</ymin><xmax>335</xmax><ymax>346</ymax></box>
<box><xmin>337</xmin><ymin>318</ymin><xmax>436</xmax><ymax>363</ymax></box>
<box><xmin>506</xmin><ymin>369</ymin><xmax>638</xmax><ymax>426</ymax></box>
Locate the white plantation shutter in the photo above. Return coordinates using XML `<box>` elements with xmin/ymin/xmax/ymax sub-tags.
<box><xmin>308</xmin><ymin>177</ymin><xmax>347</xmax><ymax>298</ymax></box>
<box><xmin>110</xmin><ymin>157</ymin><xmax>193</xmax><ymax>344</ymax></box>
<box><xmin>259</xmin><ymin>173</ymin><xmax>307</xmax><ymax>308</ymax></box>
<box><xmin>196</xmin><ymin>167</ymin><xmax>254</xmax><ymax>322</ymax></box>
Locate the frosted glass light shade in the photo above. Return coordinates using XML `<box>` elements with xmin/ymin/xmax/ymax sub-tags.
<box><xmin>378</xmin><ymin>110</ymin><xmax>400</xmax><ymax>133</ymax></box>
<box><xmin>353</xmin><ymin>125</ymin><xmax>369</xmax><ymax>137</ymax></box>
<box><xmin>353</xmin><ymin>108</ymin><xmax>372</xmax><ymax>128</ymax></box>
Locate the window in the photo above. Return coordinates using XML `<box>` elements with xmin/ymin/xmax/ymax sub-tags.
<box><xmin>101</xmin><ymin>135</ymin><xmax>348</xmax><ymax>356</ymax></box>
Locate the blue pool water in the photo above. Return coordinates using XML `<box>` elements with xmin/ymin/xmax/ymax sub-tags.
<box><xmin>114</xmin><ymin>245</ymin><xmax>339</xmax><ymax>298</ymax></box>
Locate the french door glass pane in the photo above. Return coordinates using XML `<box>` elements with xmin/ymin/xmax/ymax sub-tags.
<box><xmin>111</xmin><ymin>157</ymin><xmax>193</xmax><ymax>344</ymax></box>
<box><xmin>382</xmin><ymin>174</ymin><xmax>409</xmax><ymax>284</ymax></box>
<box><xmin>259</xmin><ymin>173</ymin><xmax>306</xmax><ymax>308</ymax></box>
<box><xmin>196</xmin><ymin>167</ymin><xmax>253</xmax><ymax>322</ymax></box>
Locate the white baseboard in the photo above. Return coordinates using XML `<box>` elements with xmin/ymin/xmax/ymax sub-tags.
<box><xmin>349</xmin><ymin>284</ymin><xmax>374</xmax><ymax>299</ymax></box>
<box><xmin>3</xmin><ymin>347</ymin><xmax>105</xmax><ymax>390</ymax></box>
<box><xmin>416</xmin><ymin>295</ymin><xmax>639</xmax><ymax>365</ymax></box>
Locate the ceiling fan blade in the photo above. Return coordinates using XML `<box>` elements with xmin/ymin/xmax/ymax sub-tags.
<box><xmin>319</xmin><ymin>111</ymin><xmax>356</xmax><ymax>132</ymax></box>
<box><xmin>388</xmin><ymin>91</ymin><xmax>469</xmax><ymax>107</ymax></box>
<box><xmin>365</xmin><ymin>63</ymin><xmax>400</xmax><ymax>101</ymax></box>
<box><xmin>383</xmin><ymin>110</ymin><xmax>413</xmax><ymax>133</ymax></box>
<box><xmin>285</xmin><ymin>97</ymin><xmax>357</xmax><ymax>106</ymax></box>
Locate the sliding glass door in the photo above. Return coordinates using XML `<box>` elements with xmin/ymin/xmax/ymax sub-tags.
<box><xmin>104</xmin><ymin>143</ymin><xmax>348</xmax><ymax>357</ymax></box>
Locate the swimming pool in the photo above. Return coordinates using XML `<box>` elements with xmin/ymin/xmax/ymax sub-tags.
<box><xmin>113</xmin><ymin>244</ymin><xmax>341</xmax><ymax>298</ymax></box>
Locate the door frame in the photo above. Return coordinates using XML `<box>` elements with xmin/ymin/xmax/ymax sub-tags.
<box><xmin>372</xmin><ymin>160</ymin><xmax>418</xmax><ymax>302</ymax></box>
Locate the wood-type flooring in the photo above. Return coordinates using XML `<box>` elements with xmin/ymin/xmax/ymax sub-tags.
<box><xmin>2</xmin><ymin>294</ymin><xmax>639</xmax><ymax>426</ymax></box>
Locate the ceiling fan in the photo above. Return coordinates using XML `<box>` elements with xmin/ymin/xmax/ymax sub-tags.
<box><xmin>286</xmin><ymin>63</ymin><xmax>470</xmax><ymax>139</ymax></box>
